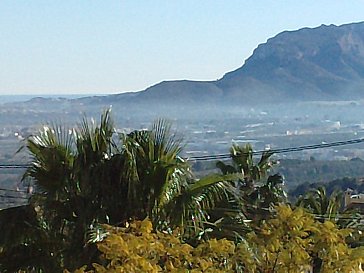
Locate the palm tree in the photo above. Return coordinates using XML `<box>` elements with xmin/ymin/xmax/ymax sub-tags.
<box><xmin>217</xmin><ymin>143</ymin><xmax>274</xmax><ymax>188</ymax></box>
<box><xmin>296</xmin><ymin>186</ymin><xmax>342</xmax><ymax>222</ymax></box>
<box><xmin>118</xmin><ymin>120</ymin><xmax>191</xmax><ymax>221</ymax></box>
<box><xmin>296</xmin><ymin>186</ymin><xmax>361</xmax><ymax>230</ymax></box>
<box><xmin>216</xmin><ymin>144</ymin><xmax>286</xmax><ymax>221</ymax></box>
<box><xmin>295</xmin><ymin>186</ymin><xmax>364</xmax><ymax>272</ymax></box>
<box><xmin>119</xmin><ymin>120</ymin><xmax>241</xmax><ymax>240</ymax></box>
<box><xmin>20</xmin><ymin>110</ymin><xmax>117</xmax><ymax>270</ymax></box>
<box><xmin>1</xmin><ymin>110</ymin><xmax>239</xmax><ymax>271</ymax></box>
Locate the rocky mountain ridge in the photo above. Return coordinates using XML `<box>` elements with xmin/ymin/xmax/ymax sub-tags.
<box><xmin>217</xmin><ymin>22</ymin><xmax>364</xmax><ymax>102</ymax></box>
<box><xmin>10</xmin><ymin>21</ymin><xmax>364</xmax><ymax>107</ymax></box>
<box><xmin>100</xmin><ymin>21</ymin><xmax>364</xmax><ymax>106</ymax></box>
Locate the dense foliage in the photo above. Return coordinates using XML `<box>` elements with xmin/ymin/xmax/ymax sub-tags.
<box><xmin>0</xmin><ymin>110</ymin><xmax>363</xmax><ymax>272</ymax></box>
<box><xmin>75</xmin><ymin>207</ymin><xmax>364</xmax><ymax>273</ymax></box>
<box><xmin>277</xmin><ymin>158</ymin><xmax>364</xmax><ymax>189</ymax></box>
<box><xmin>291</xmin><ymin>176</ymin><xmax>364</xmax><ymax>200</ymax></box>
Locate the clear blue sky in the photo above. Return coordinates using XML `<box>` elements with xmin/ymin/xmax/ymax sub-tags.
<box><xmin>1</xmin><ymin>1</ymin><xmax>364</xmax><ymax>95</ymax></box>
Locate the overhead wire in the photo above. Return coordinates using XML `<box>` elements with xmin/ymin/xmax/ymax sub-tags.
<box><xmin>0</xmin><ymin>187</ymin><xmax>28</xmax><ymax>193</ymax></box>
<box><xmin>1</xmin><ymin>137</ymin><xmax>364</xmax><ymax>167</ymax></box>
<box><xmin>0</xmin><ymin>137</ymin><xmax>364</xmax><ymax>213</ymax></box>
<box><xmin>188</xmin><ymin>137</ymin><xmax>364</xmax><ymax>161</ymax></box>
<box><xmin>0</xmin><ymin>164</ymin><xmax>29</xmax><ymax>169</ymax></box>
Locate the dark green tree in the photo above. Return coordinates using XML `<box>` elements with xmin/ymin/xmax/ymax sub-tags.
<box><xmin>0</xmin><ymin>110</ymin><xmax>238</xmax><ymax>271</ymax></box>
<box><xmin>216</xmin><ymin>144</ymin><xmax>286</xmax><ymax>221</ymax></box>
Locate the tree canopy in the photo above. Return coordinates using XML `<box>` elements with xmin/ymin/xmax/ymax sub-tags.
<box><xmin>0</xmin><ymin>110</ymin><xmax>363</xmax><ymax>272</ymax></box>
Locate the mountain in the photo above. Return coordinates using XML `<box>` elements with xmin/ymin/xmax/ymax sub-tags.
<box><xmin>96</xmin><ymin>21</ymin><xmax>364</xmax><ymax>106</ymax></box>
<box><xmin>218</xmin><ymin>22</ymin><xmax>364</xmax><ymax>103</ymax></box>
<box><xmin>15</xmin><ymin>21</ymin><xmax>364</xmax><ymax>107</ymax></box>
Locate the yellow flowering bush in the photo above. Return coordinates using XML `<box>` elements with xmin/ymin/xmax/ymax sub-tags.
<box><xmin>249</xmin><ymin>205</ymin><xmax>364</xmax><ymax>272</ymax></box>
<box><xmin>74</xmin><ymin>206</ymin><xmax>364</xmax><ymax>273</ymax></box>
<box><xmin>74</xmin><ymin>218</ymin><xmax>243</xmax><ymax>273</ymax></box>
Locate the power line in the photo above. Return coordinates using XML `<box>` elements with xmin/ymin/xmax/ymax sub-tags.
<box><xmin>0</xmin><ymin>187</ymin><xmax>28</xmax><ymax>193</ymax></box>
<box><xmin>0</xmin><ymin>164</ymin><xmax>29</xmax><ymax>169</ymax></box>
<box><xmin>0</xmin><ymin>137</ymin><xmax>364</xmax><ymax>168</ymax></box>
<box><xmin>188</xmin><ymin>137</ymin><xmax>364</xmax><ymax>161</ymax></box>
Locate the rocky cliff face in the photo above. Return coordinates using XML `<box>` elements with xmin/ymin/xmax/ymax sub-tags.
<box><xmin>217</xmin><ymin>22</ymin><xmax>364</xmax><ymax>102</ymax></box>
<box><xmin>82</xmin><ymin>22</ymin><xmax>364</xmax><ymax>106</ymax></box>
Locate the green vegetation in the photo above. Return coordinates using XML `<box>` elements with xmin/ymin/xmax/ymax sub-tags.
<box><xmin>277</xmin><ymin>158</ymin><xmax>364</xmax><ymax>190</ymax></box>
<box><xmin>73</xmin><ymin>210</ymin><xmax>364</xmax><ymax>273</ymax></box>
<box><xmin>0</xmin><ymin>110</ymin><xmax>363</xmax><ymax>272</ymax></box>
<box><xmin>291</xmin><ymin>177</ymin><xmax>364</xmax><ymax>200</ymax></box>
<box><xmin>193</xmin><ymin>157</ymin><xmax>364</xmax><ymax>191</ymax></box>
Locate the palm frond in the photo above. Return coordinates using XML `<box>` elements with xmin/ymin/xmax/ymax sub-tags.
<box><xmin>119</xmin><ymin>133</ymin><xmax>142</xmax><ymax>206</ymax></box>
<box><xmin>23</xmin><ymin>123</ymin><xmax>76</xmax><ymax>196</ymax></box>
<box><xmin>152</xmin><ymin>119</ymin><xmax>183</xmax><ymax>157</ymax></box>
<box><xmin>76</xmin><ymin>108</ymin><xmax>115</xmax><ymax>161</ymax></box>
<box><xmin>166</xmin><ymin>173</ymin><xmax>241</xmax><ymax>237</ymax></box>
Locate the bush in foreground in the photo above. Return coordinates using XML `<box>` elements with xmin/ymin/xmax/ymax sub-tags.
<box><xmin>74</xmin><ymin>205</ymin><xmax>364</xmax><ymax>273</ymax></box>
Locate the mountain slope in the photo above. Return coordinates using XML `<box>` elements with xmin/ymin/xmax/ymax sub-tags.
<box><xmin>217</xmin><ymin>22</ymin><xmax>364</xmax><ymax>102</ymax></box>
<box><xmin>79</xmin><ymin>21</ymin><xmax>364</xmax><ymax>106</ymax></box>
<box><xmin>37</xmin><ymin>21</ymin><xmax>364</xmax><ymax>106</ymax></box>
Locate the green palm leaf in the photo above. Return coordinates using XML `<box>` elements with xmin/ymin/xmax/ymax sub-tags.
<box><xmin>166</xmin><ymin>173</ymin><xmax>241</xmax><ymax>238</ymax></box>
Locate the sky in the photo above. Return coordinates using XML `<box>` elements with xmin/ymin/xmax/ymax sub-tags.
<box><xmin>1</xmin><ymin>1</ymin><xmax>364</xmax><ymax>95</ymax></box>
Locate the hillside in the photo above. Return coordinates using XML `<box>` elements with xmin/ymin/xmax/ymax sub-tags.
<box><xmin>219</xmin><ymin>22</ymin><xmax>364</xmax><ymax>102</ymax></box>
<box><xmin>100</xmin><ymin>21</ymin><xmax>364</xmax><ymax>106</ymax></box>
<box><xmin>7</xmin><ymin>22</ymin><xmax>364</xmax><ymax>109</ymax></box>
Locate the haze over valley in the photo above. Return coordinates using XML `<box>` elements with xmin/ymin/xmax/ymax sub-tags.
<box><xmin>2</xmin><ymin>22</ymin><xmax>364</xmax><ymax>206</ymax></box>
<box><xmin>3</xmin><ymin>2</ymin><xmax>364</xmax><ymax>271</ymax></box>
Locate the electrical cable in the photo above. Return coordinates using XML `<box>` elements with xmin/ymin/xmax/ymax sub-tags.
<box><xmin>0</xmin><ymin>137</ymin><xmax>364</xmax><ymax>167</ymax></box>
<box><xmin>0</xmin><ymin>164</ymin><xmax>29</xmax><ymax>169</ymax></box>
<box><xmin>0</xmin><ymin>187</ymin><xmax>28</xmax><ymax>193</ymax></box>
<box><xmin>188</xmin><ymin>137</ymin><xmax>364</xmax><ymax>161</ymax></box>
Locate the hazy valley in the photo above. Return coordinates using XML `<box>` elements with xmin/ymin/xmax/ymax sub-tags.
<box><xmin>2</xmin><ymin>22</ymin><xmax>364</xmax><ymax>207</ymax></box>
